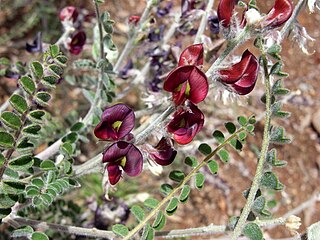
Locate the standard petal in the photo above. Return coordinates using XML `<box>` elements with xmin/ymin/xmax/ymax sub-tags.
<box><xmin>217</xmin><ymin>0</ymin><xmax>238</xmax><ymax>28</ymax></box>
<box><xmin>178</xmin><ymin>44</ymin><xmax>204</xmax><ymax>66</ymax></box>
<box><xmin>106</xmin><ymin>164</ymin><xmax>122</xmax><ymax>185</ymax></box>
<box><xmin>94</xmin><ymin>104</ymin><xmax>135</xmax><ymax>141</ymax></box>
<box><xmin>188</xmin><ymin>67</ymin><xmax>209</xmax><ymax>104</ymax></box>
<box><xmin>102</xmin><ymin>141</ymin><xmax>130</xmax><ymax>163</ymax></box>
<box><xmin>262</xmin><ymin>0</ymin><xmax>293</xmax><ymax>28</ymax></box>
<box><xmin>163</xmin><ymin>65</ymin><xmax>194</xmax><ymax>92</ymax></box>
<box><xmin>123</xmin><ymin>144</ymin><xmax>143</xmax><ymax>176</ymax></box>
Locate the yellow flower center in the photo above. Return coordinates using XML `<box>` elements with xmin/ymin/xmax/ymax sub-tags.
<box><xmin>112</xmin><ymin>121</ymin><xmax>123</xmax><ymax>132</ymax></box>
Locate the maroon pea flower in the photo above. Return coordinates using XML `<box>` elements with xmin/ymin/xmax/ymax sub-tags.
<box><xmin>59</xmin><ymin>6</ymin><xmax>78</xmax><ymax>23</ymax></box>
<box><xmin>217</xmin><ymin>0</ymin><xmax>239</xmax><ymax>28</ymax></box>
<box><xmin>262</xmin><ymin>0</ymin><xmax>293</xmax><ymax>29</ymax></box>
<box><xmin>103</xmin><ymin>141</ymin><xmax>143</xmax><ymax>185</ymax></box>
<box><xmin>164</xmin><ymin>65</ymin><xmax>208</xmax><ymax>106</ymax></box>
<box><xmin>94</xmin><ymin>104</ymin><xmax>135</xmax><ymax>141</ymax></box>
<box><xmin>178</xmin><ymin>43</ymin><xmax>204</xmax><ymax>66</ymax></box>
<box><xmin>68</xmin><ymin>31</ymin><xmax>86</xmax><ymax>55</ymax></box>
<box><xmin>149</xmin><ymin>137</ymin><xmax>177</xmax><ymax>166</ymax></box>
<box><xmin>218</xmin><ymin>49</ymin><xmax>259</xmax><ymax>95</ymax></box>
<box><xmin>128</xmin><ymin>15</ymin><xmax>141</xmax><ymax>25</ymax></box>
<box><xmin>167</xmin><ymin>103</ymin><xmax>204</xmax><ymax>145</ymax></box>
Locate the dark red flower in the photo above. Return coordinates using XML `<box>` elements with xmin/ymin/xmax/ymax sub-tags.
<box><xmin>217</xmin><ymin>0</ymin><xmax>239</xmax><ymax>28</ymax></box>
<box><xmin>94</xmin><ymin>104</ymin><xmax>135</xmax><ymax>141</ymax></box>
<box><xmin>128</xmin><ymin>15</ymin><xmax>141</xmax><ymax>25</ymax></box>
<box><xmin>178</xmin><ymin>43</ymin><xmax>204</xmax><ymax>66</ymax></box>
<box><xmin>69</xmin><ymin>31</ymin><xmax>87</xmax><ymax>55</ymax></box>
<box><xmin>262</xmin><ymin>0</ymin><xmax>293</xmax><ymax>29</ymax></box>
<box><xmin>164</xmin><ymin>65</ymin><xmax>208</xmax><ymax>106</ymax></box>
<box><xmin>218</xmin><ymin>49</ymin><xmax>259</xmax><ymax>95</ymax></box>
<box><xmin>167</xmin><ymin>103</ymin><xmax>204</xmax><ymax>145</ymax></box>
<box><xmin>59</xmin><ymin>6</ymin><xmax>78</xmax><ymax>23</ymax></box>
<box><xmin>68</xmin><ymin>31</ymin><xmax>86</xmax><ymax>55</ymax></box>
<box><xmin>103</xmin><ymin>141</ymin><xmax>143</xmax><ymax>185</ymax></box>
<box><xmin>149</xmin><ymin>137</ymin><xmax>177</xmax><ymax>166</ymax></box>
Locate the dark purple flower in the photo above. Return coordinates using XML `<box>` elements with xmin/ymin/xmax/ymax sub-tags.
<box><xmin>118</xmin><ymin>59</ymin><xmax>133</xmax><ymax>79</ymax></box>
<box><xmin>103</xmin><ymin>141</ymin><xmax>143</xmax><ymax>185</ymax></box>
<box><xmin>149</xmin><ymin>137</ymin><xmax>177</xmax><ymax>166</ymax></box>
<box><xmin>59</xmin><ymin>6</ymin><xmax>79</xmax><ymax>22</ymax></box>
<box><xmin>208</xmin><ymin>15</ymin><xmax>220</xmax><ymax>34</ymax></box>
<box><xmin>164</xmin><ymin>65</ymin><xmax>208</xmax><ymax>106</ymax></box>
<box><xmin>26</xmin><ymin>32</ymin><xmax>42</xmax><ymax>53</ymax></box>
<box><xmin>5</xmin><ymin>70</ymin><xmax>20</xmax><ymax>79</ymax></box>
<box><xmin>157</xmin><ymin>2</ymin><xmax>173</xmax><ymax>17</ymax></box>
<box><xmin>181</xmin><ymin>0</ymin><xmax>206</xmax><ymax>16</ymax></box>
<box><xmin>148</xmin><ymin>25</ymin><xmax>165</xmax><ymax>42</ymax></box>
<box><xmin>167</xmin><ymin>103</ymin><xmax>204</xmax><ymax>145</ymax></box>
<box><xmin>94</xmin><ymin>104</ymin><xmax>135</xmax><ymax>141</ymax></box>
<box><xmin>68</xmin><ymin>31</ymin><xmax>86</xmax><ymax>55</ymax></box>
<box><xmin>218</xmin><ymin>49</ymin><xmax>259</xmax><ymax>95</ymax></box>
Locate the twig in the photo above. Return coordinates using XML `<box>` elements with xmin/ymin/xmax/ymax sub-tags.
<box><xmin>194</xmin><ymin>0</ymin><xmax>215</xmax><ymax>44</ymax></box>
<box><xmin>113</xmin><ymin>0</ymin><xmax>156</xmax><ymax>72</ymax></box>
<box><xmin>8</xmin><ymin>217</ymin><xmax>116</xmax><ymax>240</ymax></box>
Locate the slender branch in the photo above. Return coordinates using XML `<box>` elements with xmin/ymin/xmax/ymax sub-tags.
<box><xmin>206</xmin><ymin>25</ymin><xmax>250</xmax><ymax>77</ymax></box>
<box><xmin>279</xmin><ymin>0</ymin><xmax>306</xmax><ymax>41</ymax></box>
<box><xmin>155</xmin><ymin>217</ymin><xmax>286</xmax><ymax>239</ymax></box>
<box><xmin>231</xmin><ymin>50</ymin><xmax>272</xmax><ymax>240</ymax></box>
<box><xmin>134</xmin><ymin>105</ymin><xmax>174</xmax><ymax>145</ymax></box>
<box><xmin>113</xmin><ymin>0</ymin><xmax>156</xmax><ymax>72</ymax></box>
<box><xmin>8</xmin><ymin>217</ymin><xmax>116</xmax><ymax>240</ymax></box>
<box><xmin>194</xmin><ymin>0</ymin><xmax>215</xmax><ymax>44</ymax></box>
<box><xmin>124</xmin><ymin>127</ymin><xmax>245</xmax><ymax>240</ymax></box>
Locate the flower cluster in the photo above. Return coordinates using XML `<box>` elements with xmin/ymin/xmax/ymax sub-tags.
<box><xmin>164</xmin><ymin>44</ymin><xmax>208</xmax><ymax>144</ymax></box>
<box><xmin>59</xmin><ymin>6</ymin><xmax>87</xmax><ymax>55</ymax></box>
<box><xmin>94</xmin><ymin>104</ymin><xmax>176</xmax><ymax>185</ymax></box>
<box><xmin>217</xmin><ymin>0</ymin><xmax>293</xmax><ymax>30</ymax></box>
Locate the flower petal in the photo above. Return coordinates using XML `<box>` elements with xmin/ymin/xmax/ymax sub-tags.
<box><xmin>217</xmin><ymin>0</ymin><xmax>238</xmax><ymax>28</ymax></box>
<box><xmin>102</xmin><ymin>141</ymin><xmax>131</xmax><ymax>163</ymax></box>
<box><xmin>123</xmin><ymin>144</ymin><xmax>143</xmax><ymax>176</ymax></box>
<box><xmin>59</xmin><ymin>6</ymin><xmax>78</xmax><ymax>22</ymax></box>
<box><xmin>178</xmin><ymin>44</ymin><xmax>204</xmax><ymax>66</ymax></box>
<box><xmin>167</xmin><ymin>103</ymin><xmax>204</xmax><ymax>145</ymax></box>
<box><xmin>106</xmin><ymin>164</ymin><xmax>122</xmax><ymax>185</ymax></box>
<box><xmin>188</xmin><ymin>67</ymin><xmax>209</xmax><ymax>104</ymax></box>
<box><xmin>262</xmin><ymin>0</ymin><xmax>293</xmax><ymax>28</ymax></box>
<box><xmin>218</xmin><ymin>50</ymin><xmax>252</xmax><ymax>84</ymax></box>
<box><xmin>163</xmin><ymin>65</ymin><xmax>194</xmax><ymax>92</ymax></box>
<box><xmin>94</xmin><ymin>104</ymin><xmax>135</xmax><ymax>141</ymax></box>
<box><xmin>69</xmin><ymin>31</ymin><xmax>86</xmax><ymax>55</ymax></box>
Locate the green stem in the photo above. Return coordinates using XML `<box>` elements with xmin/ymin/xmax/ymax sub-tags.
<box><xmin>231</xmin><ymin>51</ymin><xmax>272</xmax><ymax>239</ymax></box>
<box><xmin>124</xmin><ymin>127</ymin><xmax>245</xmax><ymax>240</ymax></box>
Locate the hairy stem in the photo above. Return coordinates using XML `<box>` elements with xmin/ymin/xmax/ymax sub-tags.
<box><xmin>194</xmin><ymin>0</ymin><xmax>215</xmax><ymax>44</ymax></box>
<box><xmin>231</xmin><ymin>51</ymin><xmax>271</xmax><ymax>240</ymax></box>
<box><xmin>113</xmin><ymin>0</ymin><xmax>156</xmax><ymax>72</ymax></box>
<box><xmin>124</xmin><ymin>127</ymin><xmax>245</xmax><ymax>240</ymax></box>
